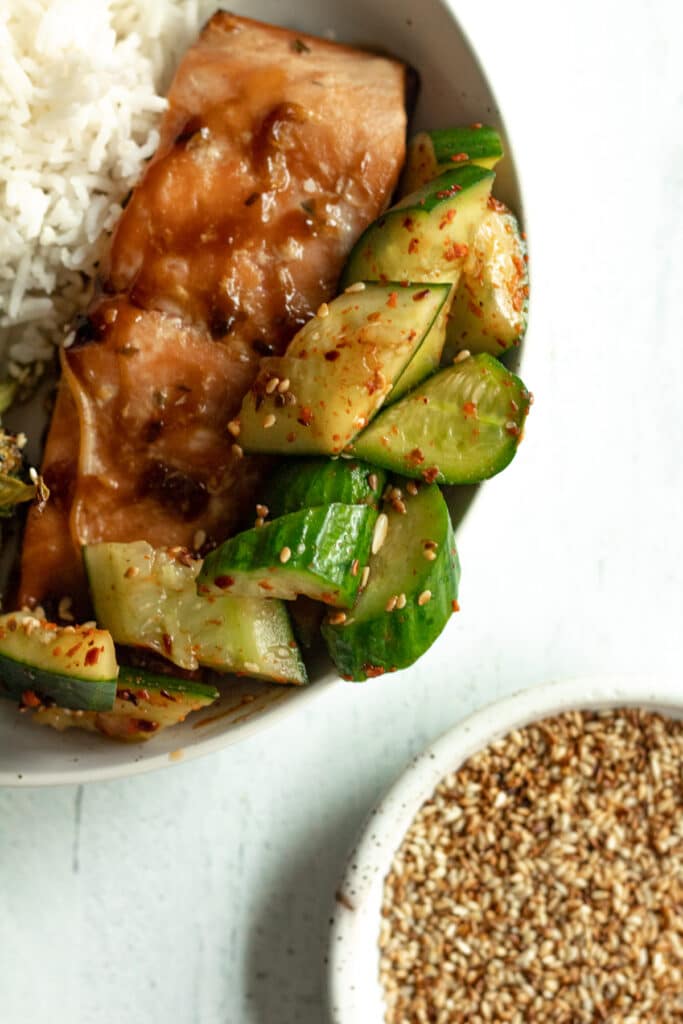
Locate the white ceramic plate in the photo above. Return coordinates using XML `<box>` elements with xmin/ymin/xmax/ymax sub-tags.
<box><xmin>327</xmin><ymin>674</ymin><xmax>683</xmax><ymax>1022</ymax></box>
<box><xmin>0</xmin><ymin>0</ymin><xmax>524</xmax><ymax>786</ymax></box>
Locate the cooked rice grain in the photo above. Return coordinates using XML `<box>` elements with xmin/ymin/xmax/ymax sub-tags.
<box><xmin>0</xmin><ymin>0</ymin><xmax>214</xmax><ymax>374</ymax></box>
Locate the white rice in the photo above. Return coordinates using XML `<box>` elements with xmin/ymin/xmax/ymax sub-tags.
<box><xmin>0</xmin><ymin>0</ymin><xmax>215</xmax><ymax>379</ymax></box>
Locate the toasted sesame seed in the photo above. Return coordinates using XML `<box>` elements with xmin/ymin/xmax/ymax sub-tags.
<box><xmin>317</xmin><ymin>302</ymin><xmax>330</xmax><ymax>318</ymax></box>
<box><xmin>57</xmin><ymin>596</ymin><xmax>74</xmax><ymax>622</ymax></box>
<box><xmin>254</xmin><ymin>517</ymin><xmax>264</xmax><ymax>529</ymax></box>
<box><xmin>231</xmin><ymin>443</ymin><xmax>244</xmax><ymax>459</ymax></box>
<box><xmin>344</xmin><ymin>281</ymin><xmax>366</xmax><ymax>293</ymax></box>
<box><xmin>380</xmin><ymin>709</ymin><xmax>683</xmax><ymax>1023</ymax></box>
<box><xmin>422</xmin><ymin>548</ymin><xmax>437</xmax><ymax>561</ymax></box>
<box><xmin>368</xmin><ymin>473</ymin><xmax>379</xmax><ymax>492</ymax></box>
<box><xmin>227</xmin><ymin>419</ymin><xmax>241</xmax><ymax>437</ymax></box>
<box><xmin>406</xmin><ymin>480</ymin><xmax>419</xmax><ymax>495</ymax></box>
<box><xmin>454</xmin><ymin>348</ymin><xmax>471</xmax><ymax>363</ymax></box>
<box><xmin>255</xmin><ymin>504</ymin><xmax>269</xmax><ymax>518</ymax></box>
<box><xmin>392</xmin><ymin>498</ymin><xmax>407</xmax><ymax>515</ymax></box>
<box><xmin>265</xmin><ymin>377</ymin><xmax>280</xmax><ymax>394</ymax></box>
<box><xmin>263</xmin><ymin>414</ymin><xmax>276</xmax><ymax>429</ymax></box>
<box><xmin>327</xmin><ymin>610</ymin><xmax>347</xmax><ymax>625</ymax></box>
<box><xmin>351</xmin><ymin>559</ymin><xmax>359</xmax><ymax>576</ymax></box>
<box><xmin>372</xmin><ymin>513</ymin><xmax>388</xmax><ymax>554</ymax></box>
<box><xmin>279</xmin><ymin>546</ymin><xmax>291</xmax><ymax>564</ymax></box>
<box><xmin>277</xmin><ymin>378</ymin><xmax>290</xmax><ymax>393</ymax></box>
<box><xmin>385</xmin><ymin>595</ymin><xmax>398</xmax><ymax>612</ymax></box>
<box><xmin>396</xmin><ymin>593</ymin><xmax>407</xmax><ymax>609</ymax></box>
<box><xmin>29</xmin><ymin>466</ymin><xmax>39</xmax><ymax>484</ymax></box>
<box><xmin>193</xmin><ymin>529</ymin><xmax>206</xmax><ymax>550</ymax></box>
<box><xmin>417</xmin><ymin>589</ymin><xmax>432</xmax><ymax>606</ymax></box>
<box><xmin>360</xmin><ymin>565</ymin><xmax>370</xmax><ymax>589</ymax></box>
<box><xmin>297</xmin><ymin>542</ymin><xmax>306</xmax><ymax>554</ymax></box>
<box><xmin>124</xmin><ymin>566</ymin><xmax>139</xmax><ymax>579</ymax></box>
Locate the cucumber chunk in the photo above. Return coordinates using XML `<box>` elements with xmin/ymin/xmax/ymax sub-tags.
<box><xmin>322</xmin><ymin>485</ymin><xmax>460</xmax><ymax>680</ymax></box>
<box><xmin>340</xmin><ymin>165</ymin><xmax>495</xmax><ymax>290</ymax></box>
<box><xmin>401</xmin><ymin>126</ymin><xmax>503</xmax><ymax>194</ymax></box>
<box><xmin>351</xmin><ymin>354</ymin><xmax>531</xmax><ymax>484</ymax></box>
<box><xmin>198</xmin><ymin>504</ymin><xmax>377</xmax><ymax>609</ymax></box>
<box><xmin>84</xmin><ymin>542</ymin><xmax>306</xmax><ymax>684</ymax></box>
<box><xmin>0</xmin><ymin>612</ymin><xmax>117</xmax><ymax>711</ymax></box>
<box><xmin>34</xmin><ymin>667</ymin><xmax>218</xmax><ymax>742</ymax></box>
<box><xmin>238</xmin><ymin>283</ymin><xmax>450</xmax><ymax>456</ymax></box>
<box><xmin>446</xmin><ymin>203</ymin><xmax>528</xmax><ymax>357</ymax></box>
<box><xmin>263</xmin><ymin>458</ymin><xmax>385</xmax><ymax>517</ymax></box>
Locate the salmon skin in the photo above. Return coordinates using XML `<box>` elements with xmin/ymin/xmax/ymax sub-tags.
<box><xmin>19</xmin><ymin>13</ymin><xmax>408</xmax><ymax>614</ymax></box>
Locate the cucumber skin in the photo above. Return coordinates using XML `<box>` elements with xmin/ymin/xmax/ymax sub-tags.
<box><xmin>0</xmin><ymin>653</ymin><xmax>116</xmax><ymax>711</ymax></box>
<box><xmin>430</xmin><ymin>126</ymin><xmax>503</xmax><ymax>166</ymax></box>
<box><xmin>117</xmin><ymin>666</ymin><xmax>219</xmax><ymax>703</ymax></box>
<box><xmin>340</xmin><ymin>165</ymin><xmax>494</xmax><ymax>290</ymax></box>
<box><xmin>263</xmin><ymin>458</ymin><xmax>386</xmax><ymax>518</ymax></box>
<box><xmin>199</xmin><ymin>504</ymin><xmax>377</xmax><ymax>609</ymax></box>
<box><xmin>351</xmin><ymin>355</ymin><xmax>531</xmax><ymax>485</ymax></box>
<box><xmin>322</xmin><ymin>515</ymin><xmax>460</xmax><ymax>681</ymax></box>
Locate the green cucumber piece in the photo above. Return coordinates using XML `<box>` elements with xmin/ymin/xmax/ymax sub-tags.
<box><xmin>351</xmin><ymin>354</ymin><xmax>531</xmax><ymax>484</ymax></box>
<box><xmin>446</xmin><ymin>203</ymin><xmax>529</xmax><ymax>357</ymax></box>
<box><xmin>34</xmin><ymin>666</ymin><xmax>218</xmax><ymax>741</ymax></box>
<box><xmin>238</xmin><ymin>282</ymin><xmax>450</xmax><ymax>455</ymax></box>
<box><xmin>401</xmin><ymin>126</ymin><xmax>503</xmax><ymax>194</ymax></box>
<box><xmin>198</xmin><ymin>504</ymin><xmax>377</xmax><ymax>609</ymax></box>
<box><xmin>0</xmin><ymin>612</ymin><xmax>117</xmax><ymax>711</ymax></box>
<box><xmin>263</xmin><ymin>458</ymin><xmax>386</xmax><ymax>517</ymax></box>
<box><xmin>322</xmin><ymin>485</ymin><xmax>459</xmax><ymax>680</ymax></box>
<box><xmin>117</xmin><ymin>666</ymin><xmax>219</xmax><ymax>703</ymax></box>
<box><xmin>84</xmin><ymin>542</ymin><xmax>306</xmax><ymax>684</ymax></box>
<box><xmin>340</xmin><ymin>165</ymin><xmax>494</xmax><ymax>290</ymax></box>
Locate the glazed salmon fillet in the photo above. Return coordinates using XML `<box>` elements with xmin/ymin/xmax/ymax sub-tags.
<box><xmin>19</xmin><ymin>13</ymin><xmax>407</xmax><ymax>613</ymax></box>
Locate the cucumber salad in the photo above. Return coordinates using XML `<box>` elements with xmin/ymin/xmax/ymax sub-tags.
<box><xmin>0</xmin><ymin>124</ymin><xmax>530</xmax><ymax>741</ymax></box>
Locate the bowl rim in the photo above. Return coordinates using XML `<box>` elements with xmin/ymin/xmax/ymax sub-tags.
<box><xmin>326</xmin><ymin>673</ymin><xmax>683</xmax><ymax>1023</ymax></box>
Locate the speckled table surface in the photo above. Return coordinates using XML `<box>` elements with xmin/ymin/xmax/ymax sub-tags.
<box><xmin>2</xmin><ymin>1</ymin><xmax>683</xmax><ymax>1022</ymax></box>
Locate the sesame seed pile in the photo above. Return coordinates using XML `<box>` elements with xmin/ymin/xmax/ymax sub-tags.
<box><xmin>379</xmin><ymin>710</ymin><xmax>683</xmax><ymax>1023</ymax></box>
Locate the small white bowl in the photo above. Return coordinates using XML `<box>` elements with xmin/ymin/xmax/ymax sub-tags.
<box><xmin>327</xmin><ymin>674</ymin><xmax>683</xmax><ymax>1022</ymax></box>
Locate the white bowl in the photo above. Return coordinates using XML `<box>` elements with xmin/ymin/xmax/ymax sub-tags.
<box><xmin>0</xmin><ymin>0</ymin><xmax>524</xmax><ymax>785</ymax></box>
<box><xmin>327</xmin><ymin>674</ymin><xmax>683</xmax><ymax>1022</ymax></box>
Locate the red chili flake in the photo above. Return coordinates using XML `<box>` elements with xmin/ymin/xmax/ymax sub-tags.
<box><xmin>488</xmin><ymin>195</ymin><xmax>507</xmax><ymax>213</ymax></box>
<box><xmin>325</xmin><ymin>350</ymin><xmax>340</xmax><ymax>361</ymax></box>
<box><xmin>379</xmin><ymin>272</ymin><xmax>388</xmax><ymax>283</ymax></box>
<box><xmin>467</xmin><ymin>299</ymin><xmax>484</xmax><ymax>319</ymax></box>
<box><xmin>439</xmin><ymin>209</ymin><xmax>456</xmax><ymax>230</ymax></box>
<box><xmin>400</xmin><ymin>279</ymin><xmax>410</xmax><ymax>287</ymax></box>
<box><xmin>505</xmin><ymin>423</ymin><xmax>521</xmax><ymax>437</ymax></box>
<box><xmin>450</xmin><ymin>152</ymin><xmax>469</xmax><ymax>162</ymax></box>
<box><xmin>452</xmin><ymin>599</ymin><xmax>460</xmax><ymax>612</ymax></box>
<box><xmin>402</xmin><ymin>216</ymin><xmax>414</xmax><ymax>230</ymax></box>
<box><xmin>286</xmin><ymin>431</ymin><xmax>296</xmax><ymax>443</ymax></box>
<box><xmin>435</xmin><ymin>184</ymin><xmax>463</xmax><ymax>199</ymax></box>
<box><xmin>367</xmin><ymin>311</ymin><xmax>382</xmax><ymax>323</ymax></box>
<box><xmin>387</xmin><ymin>291</ymin><xmax>398</xmax><ymax>308</ymax></box>
<box><xmin>298</xmin><ymin>407</ymin><xmax>314</xmax><ymax>426</ymax></box>
<box><xmin>462</xmin><ymin>401</ymin><xmax>477</xmax><ymax>419</ymax></box>
<box><xmin>259</xmin><ymin>580</ymin><xmax>275</xmax><ymax>591</ymax></box>
<box><xmin>214</xmin><ymin>575</ymin><xmax>234</xmax><ymax>589</ymax></box>
<box><xmin>85</xmin><ymin>646</ymin><xmax>102</xmax><ymax>666</ymax></box>
<box><xmin>21</xmin><ymin>690</ymin><xmax>41</xmax><ymax>708</ymax></box>
<box><xmin>422</xmin><ymin>466</ymin><xmax>440</xmax><ymax>484</ymax></box>
<box><xmin>407</xmin><ymin>447</ymin><xmax>425</xmax><ymax>465</ymax></box>
<box><xmin>408</xmin><ymin>237</ymin><xmax>420</xmax><ymax>254</ymax></box>
<box><xmin>136</xmin><ymin>720</ymin><xmax>160</xmax><ymax>734</ymax></box>
<box><xmin>470</xmin><ymin>122</ymin><xmax>483</xmax><ymax>129</ymax></box>
<box><xmin>413</xmin><ymin>289</ymin><xmax>430</xmax><ymax>302</ymax></box>
<box><xmin>408</xmin><ymin>329</ymin><xmax>417</xmax><ymax>341</ymax></box>
<box><xmin>444</xmin><ymin>242</ymin><xmax>469</xmax><ymax>262</ymax></box>
<box><xmin>364</xmin><ymin>664</ymin><xmax>385</xmax><ymax>678</ymax></box>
